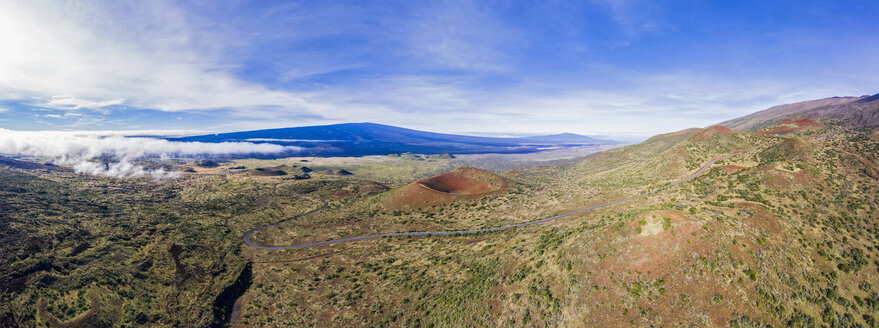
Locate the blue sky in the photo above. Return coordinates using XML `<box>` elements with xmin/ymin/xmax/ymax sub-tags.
<box><xmin>0</xmin><ymin>0</ymin><xmax>877</xmax><ymax>138</ymax></box>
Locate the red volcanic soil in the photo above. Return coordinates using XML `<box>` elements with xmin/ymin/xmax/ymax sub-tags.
<box><xmin>717</xmin><ymin>164</ymin><xmax>744</xmax><ymax>172</ymax></box>
<box><xmin>333</xmin><ymin>189</ymin><xmax>352</xmax><ymax>200</ymax></box>
<box><xmin>759</xmin><ymin>118</ymin><xmax>826</xmax><ymax>135</ymax></box>
<box><xmin>419</xmin><ymin>170</ymin><xmax>496</xmax><ymax>194</ymax></box>
<box><xmin>781</xmin><ymin>118</ymin><xmax>822</xmax><ymax>126</ymax></box>
<box><xmin>758</xmin><ymin>126</ymin><xmax>797</xmax><ymax>135</ymax></box>
<box><xmin>580</xmin><ymin>209</ymin><xmax>755</xmax><ymax>326</ymax></box>
<box><xmin>384</xmin><ymin>167</ymin><xmax>506</xmax><ymax>209</ymax></box>
<box><xmin>692</xmin><ymin>125</ymin><xmax>733</xmax><ymax>141</ymax></box>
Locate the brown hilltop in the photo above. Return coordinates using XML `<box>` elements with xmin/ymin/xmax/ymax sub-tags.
<box><xmin>691</xmin><ymin>125</ymin><xmax>733</xmax><ymax>141</ymax></box>
<box><xmin>758</xmin><ymin>136</ymin><xmax>812</xmax><ymax>163</ymax></box>
<box><xmin>384</xmin><ymin>167</ymin><xmax>506</xmax><ymax>209</ymax></box>
<box><xmin>686</xmin><ymin>125</ymin><xmax>751</xmax><ymax>152</ymax></box>
<box><xmin>248</xmin><ymin>167</ymin><xmax>288</xmax><ymax>176</ymax></box>
<box><xmin>781</xmin><ymin>117</ymin><xmax>823</xmax><ymax>126</ymax></box>
<box><xmin>758</xmin><ymin>118</ymin><xmax>826</xmax><ymax>135</ymax></box>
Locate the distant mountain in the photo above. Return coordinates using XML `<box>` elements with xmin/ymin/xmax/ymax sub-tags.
<box><xmin>719</xmin><ymin>93</ymin><xmax>879</xmax><ymax>131</ymax></box>
<box><xmin>514</xmin><ymin>133</ymin><xmax>610</xmax><ymax>144</ymax></box>
<box><xmin>170</xmin><ymin>123</ymin><xmax>615</xmax><ymax>157</ymax></box>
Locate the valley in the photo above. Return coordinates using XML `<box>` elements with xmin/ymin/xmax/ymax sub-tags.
<box><xmin>3</xmin><ymin>99</ymin><xmax>877</xmax><ymax>326</ymax></box>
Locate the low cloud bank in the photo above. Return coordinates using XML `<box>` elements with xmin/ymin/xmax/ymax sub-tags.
<box><xmin>0</xmin><ymin>129</ymin><xmax>299</xmax><ymax>179</ymax></box>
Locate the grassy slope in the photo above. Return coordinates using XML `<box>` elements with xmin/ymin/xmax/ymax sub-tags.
<box><xmin>2</xmin><ymin>124</ymin><xmax>877</xmax><ymax>327</ymax></box>
<box><xmin>232</xmin><ymin>124</ymin><xmax>878</xmax><ymax>327</ymax></box>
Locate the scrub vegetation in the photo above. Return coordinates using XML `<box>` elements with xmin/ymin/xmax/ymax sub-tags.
<box><xmin>2</xmin><ymin>120</ymin><xmax>878</xmax><ymax>327</ymax></box>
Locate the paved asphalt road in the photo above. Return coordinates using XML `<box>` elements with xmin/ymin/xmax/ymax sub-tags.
<box><xmin>243</xmin><ymin>146</ymin><xmax>761</xmax><ymax>250</ymax></box>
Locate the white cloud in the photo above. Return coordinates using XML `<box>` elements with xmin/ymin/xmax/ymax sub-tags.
<box><xmin>0</xmin><ymin>129</ymin><xmax>299</xmax><ymax>179</ymax></box>
<box><xmin>72</xmin><ymin>158</ymin><xmax>180</xmax><ymax>181</ymax></box>
<box><xmin>65</xmin><ymin>129</ymin><xmax>210</xmax><ymax>137</ymax></box>
<box><xmin>38</xmin><ymin>112</ymin><xmax>88</xmax><ymax>120</ymax></box>
<box><xmin>0</xmin><ymin>1</ymin><xmax>324</xmax><ymax>114</ymax></box>
<box><xmin>47</xmin><ymin>95</ymin><xmax>124</xmax><ymax>110</ymax></box>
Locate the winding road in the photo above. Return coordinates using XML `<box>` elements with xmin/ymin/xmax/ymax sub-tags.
<box><xmin>243</xmin><ymin>146</ymin><xmax>761</xmax><ymax>250</ymax></box>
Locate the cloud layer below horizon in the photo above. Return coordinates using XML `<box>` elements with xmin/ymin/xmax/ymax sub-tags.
<box><xmin>0</xmin><ymin>129</ymin><xmax>298</xmax><ymax>179</ymax></box>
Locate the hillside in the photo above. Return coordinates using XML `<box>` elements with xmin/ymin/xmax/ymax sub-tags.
<box><xmin>0</xmin><ymin>157</ymin><xmax>70</xmax><ymax>172</ymax></box>
<box><xmin>229</xmin><ymin>120</ymin><xmax>878</xmax><ymax>327</ymax></box>
<box><xmin>170</xmin><ymin>123</ymin><xmax>615</xmax><ymax>157</ymax></box>
<box><xmin>1</xmin><ymin>104</ymin><xmax>877</xmax><ymax>327</ymax></box>
<box><xmin>719</xmin><ymin>94</ymin><xmax>879</xmax><ymax>131</ymax></box>
<box><xmin>384</xmin><ymin>167</ymin><xmax>507</xmax><ymax>209</ymax></box>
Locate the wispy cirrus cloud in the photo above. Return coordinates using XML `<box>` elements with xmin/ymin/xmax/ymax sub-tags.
<box><xmin>590</xmin><ymin>0</ymin><xmax>664</xmax><ymax>35</ymax></box>
<box><xmin>47</xmin><ymin>95</ymin><xmax>124</xmax><ymax>110</ymax></box>
<box><xmin>402</xmin><ymin>0</ymin><xmax>521</xmax><ymax>71</ymax></box>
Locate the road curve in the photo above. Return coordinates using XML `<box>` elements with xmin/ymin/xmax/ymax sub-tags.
<box><xmin>243</xmin><ymin>146</ymin><xmax>761</xmax><ymax>250</ymax></box>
